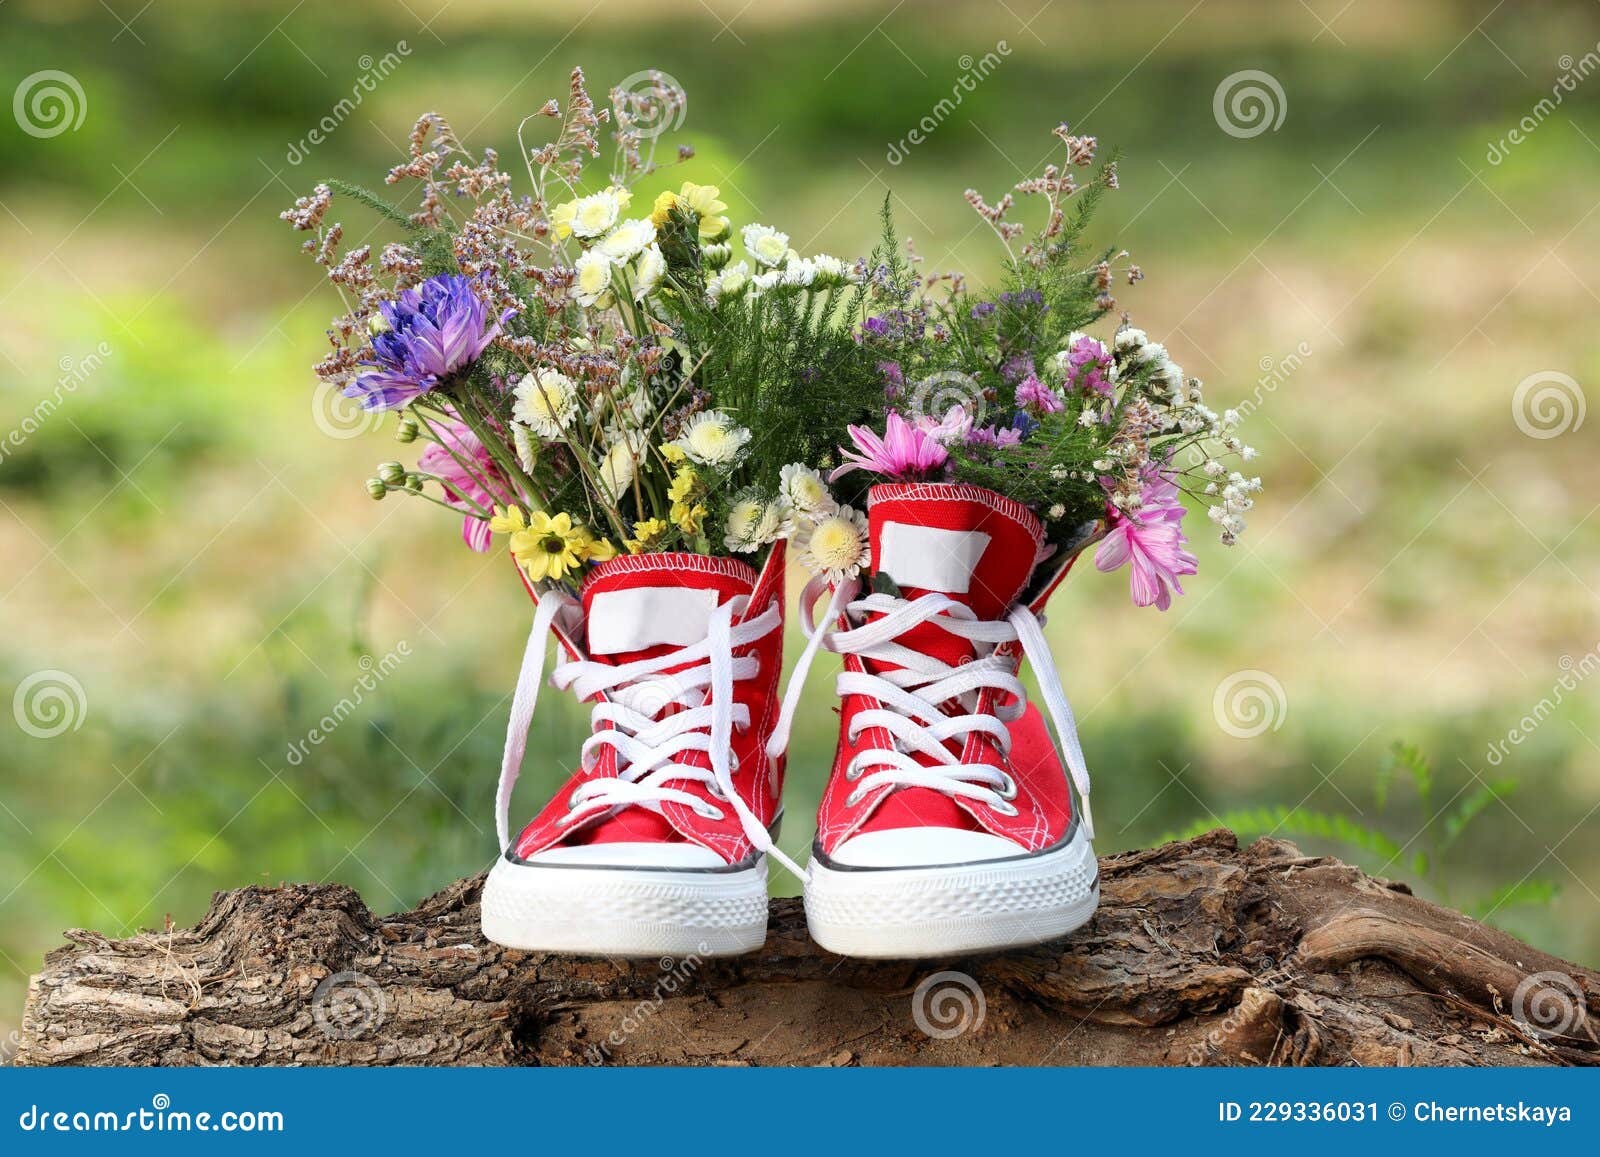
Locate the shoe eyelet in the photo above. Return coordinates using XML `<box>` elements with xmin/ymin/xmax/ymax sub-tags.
<box><xmin>696</xmin><ymin>803</ymin><xmax>725</xmax><ymax>821</ymax></box>
<box><xmin>996</xmin><ymin>773</ymin><xmax>1018</xmax><ymax>801</ymax></box>
<box><xmin>844</xmin><ymin>787</ymin><xmax>865</xmax><ymax>807</ymax></box>
<box><xmin>843</xmin><ymin>760</ymin><xmax>864</xmax><ymax>782</ymax></box>
<box><xmin>991</xmin><ymin>799</ymin><xmax>1019</xmax><ymax>817</ymax></box>
<box><xmin>566</xmin><ymin>789</ymin><xmax>582</xmax><ymax>811</ymax></box>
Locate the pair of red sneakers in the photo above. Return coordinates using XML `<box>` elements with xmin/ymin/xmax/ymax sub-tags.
<box><xmin>480</xmin><ymin>482</ymin><xmax>1099</xmax><ymax>959</ymax></box>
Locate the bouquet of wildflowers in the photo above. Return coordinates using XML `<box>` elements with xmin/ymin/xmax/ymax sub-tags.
<box><xmin>281</xmin><ymin>69</ymin><xmax>887</xmax><ymax>590</ymax></box>
<box><xmin>785</xmin><ymin>126</ymin><xmax>1262</xmax><ymax>610</ymax></box>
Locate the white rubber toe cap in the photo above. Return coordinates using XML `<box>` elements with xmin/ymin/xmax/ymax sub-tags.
<box><xmin>826</xmin><ymin>827</ymin><xmax>1026</xmax><ymax>869</ymax></box>
<box><xmin>526</xmin><ymin>842</ymin><xmax>726</xmax><ymax>869</ymax></box>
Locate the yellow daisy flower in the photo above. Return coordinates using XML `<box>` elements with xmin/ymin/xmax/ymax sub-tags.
<box><xmin>625</xmin><ymin>517</ymin><xmax>670</xmax><ymax>554</ymax></box>
<box><xmin>660</xmin><ymin>442</ymin><xmax>687</xmax><ymax>466</ymax></box>
<box><xmin>649</xmin><ymin>182</ymin><xmax>730</xmax><ymax>241</ymax></box>
<box><xmin>666</xmin><ymin>463</ymin><xmax>701</xmax><ymax>505</ymax></box>
<box><xmin>577</xmin><ymin>529</ymin><xmax>620</xmax><ymax>564</ymax></box>
<box><xmin>509</xmin><ymin>511</ymin><xmax>585</xmax><ymax>583</ymax></box>
<box><xmin>489</xmin><ymin>505</ymin><xmax>530</xmax><ymax>535</ymax></box>
<box><xmin>671</xmin><ymin>501</ymin><xmax>707</xmax><ymax>535</ymax></box>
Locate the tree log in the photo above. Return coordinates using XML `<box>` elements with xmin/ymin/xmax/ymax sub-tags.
<box><xmin>14</xmin><ymin>831</ymin><xmax>1599</xmax><ymax>1066</ymax></box>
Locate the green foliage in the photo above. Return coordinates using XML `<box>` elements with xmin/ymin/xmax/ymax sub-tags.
<box><xmin>1166</xmin><ymin>741</ymin><xmax>1559</xmax><ymax>925</ymax></box>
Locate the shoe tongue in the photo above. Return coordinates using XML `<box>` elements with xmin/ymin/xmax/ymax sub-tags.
<box><xmin>580</xmin><ymin>551</ymin><xmax>758</xmax><ymax>665</ymax></box>
<box><xmin>571</xmin><ymin>552</ymin><xmax>759</xmax><ymax>851</ymax></box>
<box><xmin>856</xmin><ymin>483</ymin><xmax>1045</xmax><ymax>837</ymax></box>
<box><xmin>867</xmin><ymin>483</ymin><xmax>1043</xmax><ymax>621</ymax></box>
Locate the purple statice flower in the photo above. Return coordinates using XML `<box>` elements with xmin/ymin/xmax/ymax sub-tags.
<box><xmin>878</xmin><ymin>360</ymin><xmax>905</xmax><ymax>400</ymax></box>
<box><xmin>347</xmin><ymin>274</ymin><xmax>512</xmax><ymax>410</ymax></box>
<box><xmin>965</xmin><ymin>422</ymin><xmax>1025</xmax><ymax>450</ymax></box>
<box><xmin>998</xmin><ymin>288</ymin><xmax>1046</xmax><ymax>312</ymax></box>
<box><xmin>970</xmin><ymin>301</ymin><xmax>997</xmax><ymax>321</ymax></box>
<box><xmin>999</xmin><ymin>353</ymin><xmax>1036</xmax><ymax>384</ymax></box>
<box><xmin>1015</xmin><ymin>374</ymin><xmax>1064</xmax><ymax>415</ymax></box>
<box><xmin>1062</xmin><ymin>333</ymin><xmax>1113</xmax><ymax>396</ymax></box>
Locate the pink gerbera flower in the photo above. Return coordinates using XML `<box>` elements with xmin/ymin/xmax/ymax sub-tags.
<box><xmin>830</xmin><ymin>411</ymin><xmax>950</xmax><ymax>482</ymax></box>
<box><xmin>1094</xmin><ymin>472</ymin><xmax>1198</xmax><ymax>610</ymax></box>
<box><xmin>417</xmin><ymin>417</ymin><xmax>505</xmax><ymax>552</ymax></box>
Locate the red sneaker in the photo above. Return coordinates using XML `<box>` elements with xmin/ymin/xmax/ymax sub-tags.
<box><xmin>771</xmin><ymin>483</ymin><xmax>1099</xmax><ymax>958</ymax></box>
<box><xmin>481</xmin><ymin>547</ymin><xmax>797</xmax><ymax>957</ymax></box>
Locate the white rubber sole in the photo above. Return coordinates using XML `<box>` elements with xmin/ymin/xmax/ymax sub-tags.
<box><xmin>804</xmin><ymin>827</ymin><xmax>1099</xmax><ymax>959</ymax></box>
<box><xmin>480</xmin><ymin>852</ymin><xmax>770</xmax><ymax>958</ymax></box>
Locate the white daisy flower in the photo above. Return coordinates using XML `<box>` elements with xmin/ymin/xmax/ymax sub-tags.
<box><xmin>1114</xmin><ymin>326</ymin><xmax>1148</xmax><ymax>351</ymax></box>
<box><xmin>782</xmin><ymin>258</ymin><xmax>818</xmax><ymax>288</ymax></box>
<box><xmin>598</xmin><ymin>217</ymin><xmax>657</xmax><ymax>264</ymax></box>
<box><xmin>810</xmin><ymin>254</ymin><xmax>847</xmax><ymax>283</ymax></box>
<box><xmin>633</xmin><ymin>243</ymin><xmax>666</xmax><ymax>300</ymax></box>
<box><xmin>798</xmin><ymin>504</ymin><xmax>870</xmax><ymax>583</ymax></box>
<box><xmin>566</xmin><ymin>186</ymin><xmax>631</xmax><ymax>238</ymax></box>
<box><xmin>513</xmin><ymin>369</ymin><xmax>580</xmax><ymax>438</ymax></box>
<box><xmin>748</xmin><ymin>269</ymin><xmax>783</xmax><ymax>296</ymax></box>
<box><xmin>706</xmin><ymin>260</ymin><xmax>749</xmax><ymax>304</ymax></box>
<box><xmin>742</xmin><ymin>223</ymin><xmax>791</xmax><ymax>268</ymax></box>
<box><xmin>672</xmin><ymin>410</ymin><xmax>752</xmax><ymax>466</ymax></box>
<box><xmin>779</xmin><ymin>462</ymin><xmax>836</xmax><ymax>516</ymax></box>
<box><xmin>723</xmin><ymin>494</ymin><xmax>793</xmax><ymax>554</ymax></box>
<box><xmin>572</xmin><ymin>248</ymin><xmax>614</xmax><ymax>307</ymax></box>
<box><xmin>598</xmin><ymin>438</ymin><xmax>640</xmax><ymax>500</ymax></box>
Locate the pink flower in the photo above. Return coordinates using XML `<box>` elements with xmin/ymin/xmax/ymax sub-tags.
<box><xmin>831</xmin><ymin>411</ymin><xmax>950</xmax><ymax>482</ymax></box>
<box><xmin>1094</xmin><ymin>472</ymin><xmax>1198</xmax><ymax>610</ymax></box>
<box><xmin>1063</xmin><ymin>334</ymin><xmax>1112</xmax><ymax>396</ymax></box>
<box><xmin>1015</xmin><ymin>375</ymin><xmax>1064</xmax><ymax>414</ymax></box>
<box><xmin>417</xmin><ymin>417</ymin><xmax>504</xmax><ymax>552</ymax></box>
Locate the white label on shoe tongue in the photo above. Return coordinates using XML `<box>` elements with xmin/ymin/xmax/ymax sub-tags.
<box><xmin>877</xmin><ymin>522</ymin><xmax>992</xmax><ymax>595</ymax></box>
<box><xmin>587</xmin><ymin>585</ymin><xmax>721</xmax><ymax>655</ymax></box>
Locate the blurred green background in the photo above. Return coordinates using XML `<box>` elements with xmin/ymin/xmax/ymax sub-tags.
<box><xmin>3</xmin><ymin>0</ymin><xmax>1599</xmax><ymax>1046</ymax></box>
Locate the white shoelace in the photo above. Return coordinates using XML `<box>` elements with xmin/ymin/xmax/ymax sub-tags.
<box><xmin>768</xmin><ymin>576</ymin><xmax>1094</xmax><ymax>840</ymax></box>
<box><xmin>496</xmin><ymin>590</ymin><xmax>803</xmax><ymax>876</ymax></box>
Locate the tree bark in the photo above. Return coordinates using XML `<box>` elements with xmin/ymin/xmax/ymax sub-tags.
<box><xmin>14</xmin><ymin>831</ymin><xmax>1599</xmax><ymax>1067</ymax></box>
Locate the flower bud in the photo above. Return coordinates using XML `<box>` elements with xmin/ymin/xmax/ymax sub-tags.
<box><xmin>365</xmin><ymin>478</ymin><xmax>388</xmax><ymax>500</ymax></box>
<box><xmin>702</xmin><ymin>242</ymin><xmax>732</xmax><ymax>269</ymax></box>
<box><xmin>405</xmin><ymin>474</ymin><xmax>425</xmax><ymax>493</ymax></box>
<box><xmin>377</xmin><ymin>461</ymin><xmax>406</xmax><ymax>485</ymax></box>
<box><xmin>368</xmin><ymin>312</ymin><xmax>391</xmax><ymax>335</ymax></box>
<box><xmin>394</xmin><ymin>413</ymin><xmax>420</xmax><ymax>443</ymax></box>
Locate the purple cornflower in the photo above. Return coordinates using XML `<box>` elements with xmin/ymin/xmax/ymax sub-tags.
<box><xmin>347</xmin><ymin>274</ymin><xmax>512</xmax><ymax>410</ymax></box>
<box><xmin>1016</xmin><ymin>374</ymin><xmax>1064</xmax><ymax>414</ymax></box>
